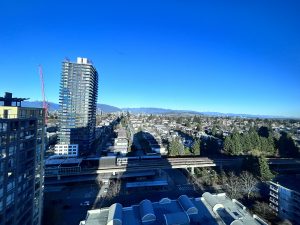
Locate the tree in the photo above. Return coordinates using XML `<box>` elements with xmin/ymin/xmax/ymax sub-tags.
<box><xmin>196</xmin><ymin>123</ymin><xmax>202</xmax><ymax>131</ymax></box>
<box><xmin>211</xmin><ymin>125</ymin><xmax>217</xmax><ymax>136</ymax></box>
<box><xmin>219</xmin><ymin>170</ymin><xmax>228</xmax><ymax>185</ymax></box>
<box><xmin>184</xmin><ymin>147</ymin><xmax>191</xmax><ymax>155</ymax></box>
<box><xmin>241</xmin><ymin>134</ymin><xmax>252</xmax><ymax>154</ymax></box>
<box><xmin>224</xmin><ymin>136</ymin><xmax>234</xmax><ymax>155</ymax></box>
<box><xmin>258</xmin><ymin>156</ymin><xmax>274</xmax><ymax>181</ymax></box>
<box><xmin>195</xmin><ymin>168</ymin><xmax>218</xmax><ymax>186</ymax></box>
<box><xmin>191</xmin><ymin>139</ymin><xmax>201</xmax><ymax>156</ymax></box>
<box><xmin>240</xmin><ymin>171</ymin><xmax>258</xmax><ymax>198</ymax></box>
<box><xmin>106</xmin><ymin>180</ymin><xmax>121</xmax><ymax>200</ymax></box>
<box><xmin>252</xmin><ymin>201</ymin><xmax>276</xmax><ymax>221</ymax></box>
<box><xmin>232</xmin><ymin>132</ymin><xmax>242</xmax><ymax>154</ymax></box>
<box><xmin>224</xmin><ymin>172</ymin><xmax>243</xmax><ymax>199</ymax></box>
<box><xmin>168</xmin><ymin>138</ymin><xmax>183</xmax><ymax>156</ymax></box>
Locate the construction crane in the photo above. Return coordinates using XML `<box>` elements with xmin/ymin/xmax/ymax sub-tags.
<box><xmin>39</xmin><ymin>65</ymin><xmax>48</xmax><ymax>124</ymax></box>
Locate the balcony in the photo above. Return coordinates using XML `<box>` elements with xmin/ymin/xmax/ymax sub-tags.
<box><xmin>269</xmin><ymin>203</ymin><xmax>278</xmax><ymax>212</ymax></box>
<box><xmin>270</xmin><ymin>185</ymin><xmax>279</xmax><ymax>192</ymax></box>
<box><xmin>270</xmin><ymin>191</ymin><xmax>278</xmax><ymax>198</ymax></box>
<box><xmin>269</xmin><ymin>197</ymin><xmax>278</xmax><ymax>205</ymax></box>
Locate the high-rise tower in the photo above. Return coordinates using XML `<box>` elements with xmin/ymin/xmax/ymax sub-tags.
<box><xmin>0</xmin><ymin>92</ymin><xmax>45</xmax><ymax>225</ymax></box>
<box><xmin>56</xmin><ymin>57</ymin><xmax>98</xmax><ymax>156</ymax></box>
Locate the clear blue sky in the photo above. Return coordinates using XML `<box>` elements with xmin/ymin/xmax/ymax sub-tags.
<box><xmin>0</xmin><ymin>0</ymin><xmax>299</xmax><ymax>117</ymax></box>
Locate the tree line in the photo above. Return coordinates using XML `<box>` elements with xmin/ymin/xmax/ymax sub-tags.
<box><xmin>168</xmin><ymin>137</ymin><xmax>200</xmax><ymax>156</ymax></box>
<box><xmin>224</xmin><ymin>127</ymin><xmax>299</xmax><ymax>157</ymax></box>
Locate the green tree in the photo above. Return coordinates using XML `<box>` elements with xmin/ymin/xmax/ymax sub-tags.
<box><xmin>232</xmin><ymin>132</ymin><xmax>242</xmax><ymax>155</ymax></box>
<box><xmin>258</xmin><ymin>156</ymin><xmax>274</xmax><ymax>181</ymax></box>
<box><xmin>241</xmin><ymin>134</ymin><xmax>252</xmax><ymax>154</ymax></box>
<box><xmin>224</xmin><ymin>136</ymin><xmax>234</xmax><ymax>155</ymax></box>
<box><xmin>211</xmin><ymin>125</ymin><xmax>217</xmax><ymax>136</ymax></box>
<box><xmin>168</xmin><ymin>138</ymin><xmax>183</xmax><ymax>156</ymax></box>
<box><xmin>184</xmin><ymin>147</ymin><xmax>191</xmax><ymax>155</ymax></box>
<box><xmin>196</xmin><ymin>123</ymin><xmax>202</xmax><ymax>131</ymax></box>
<box><xmin>191</xmin><ymin>139</ymin><xmax>201</xmax><ymax>156</ymax></box>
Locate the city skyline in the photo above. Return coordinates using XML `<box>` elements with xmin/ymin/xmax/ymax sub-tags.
<box><xmin>1</xmin><ymin>1</ymin><xmax>300</xmax><ymax>117</ymax></box>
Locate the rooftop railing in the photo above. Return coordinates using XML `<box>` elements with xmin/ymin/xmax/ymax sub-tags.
<box><xmin>0</xmin><ymin>114</ymin><xmax>41</xmax><ymax>119</ymax></box>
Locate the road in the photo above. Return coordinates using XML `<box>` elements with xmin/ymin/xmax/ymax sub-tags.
<box><xmin>44</xmin><ymin>169</ymin><xmax>205</xmax><ymax>225</ymax></box>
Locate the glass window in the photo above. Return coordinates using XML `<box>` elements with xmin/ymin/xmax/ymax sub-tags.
<box><xmin>0</xmin><ymin>149</ymin><xmax>6</xmax><ymax>159</ymax></box>
<box><xmin>0</xmin><ymin>135</ymin><xmax>6</xmax><ymax>145</ymax></box>
<box><xmin>9</xmin><ymin>146</ymin><xmax>16</xmax><ymax>156</ymax></box>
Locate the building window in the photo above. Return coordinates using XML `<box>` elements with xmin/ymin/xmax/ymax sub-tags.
<box><xmin>0</xmin><ymin>135</ymin><xmax>6</xmax><ymax>145</ymax></box>
<box><xmin>0</xmin><ymin>123</ymin><xmax>7</xmax><ymax>132</ymax></box>
<box><xmin>0</xmin><ymin>149</ymin><xmax>6</xmax><ymax>159</ymax></box>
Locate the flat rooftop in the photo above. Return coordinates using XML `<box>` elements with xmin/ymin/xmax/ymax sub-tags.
<box><xmin>80</xmin><ymin>193</ymin><xmax>267</xmax><ymax>225</ymax></box>
<box><xmin>45</xmin><ymin>157</ymin><xmax>82</xmax><ymax>167</ymax></box>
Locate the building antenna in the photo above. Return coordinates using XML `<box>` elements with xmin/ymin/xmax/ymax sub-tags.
<box><xmin>39</xmin><ymin>65</ymin><xmax>48</xmax><ymax>124</ymax></box>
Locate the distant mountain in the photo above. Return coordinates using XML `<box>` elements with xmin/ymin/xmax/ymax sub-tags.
<box><xmin>23</xmin><ymin>101</ymin><xmax>60</xmax><ymax>111</ymax></box>
<box><xmin>122</xmin><ymin>107</ymin><xmax>288</xmax><ymax>119</ymax></box>
<box><xmin>122</xmin><ymin>107</ymin><xmax>201</xmax><ymax>115</ymax></box>
<box><xmin>97</xmin><ymin>104</ymin><xmax>121</xmax><ymax>113</ymax></box>
<box><xmin>21</xmin><ymin>102</ymin><xmax>290</xmax><ymax>118</ymax></box>
<box><xmin>22</xmin><ymin>101</ymin><xmax>121</xmax><ymax>113</ymax></box>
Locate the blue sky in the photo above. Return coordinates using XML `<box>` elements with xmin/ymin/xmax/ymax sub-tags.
<box><xmin>0</xmin><ymin>0</ymin><xmax>299</xmax><ymax>117</ymax></box>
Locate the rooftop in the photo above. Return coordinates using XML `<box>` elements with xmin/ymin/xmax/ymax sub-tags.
<box><xmin>0</xmin><ymin>92</ymin><xmax>29</xmax><ymax>107</ymax></box>
<box><xmin>80</xmin><ymin>193</ymin><xmax>267</xmax><ymax>225</ymax></box>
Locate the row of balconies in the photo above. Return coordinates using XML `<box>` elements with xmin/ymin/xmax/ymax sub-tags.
<box><xmin>270</xmin><ymin>196</ymin><xmax>278</xmax><ymax>205</ymax></box>
<box><xmin>269</xmin><ymin>203</ymin><xmax>278</xmax><ymax>212</ymax></box>
<box><xmin>270</xmin><ymin>185</ymin><xmax>279</xmax><ymax>192</ymax></box>
<box><xmin>270</xmin><ymin>191</ymin><xmax>278</xmax><ymax>198</ymax></box>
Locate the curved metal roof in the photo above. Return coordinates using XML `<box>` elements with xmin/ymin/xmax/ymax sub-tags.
<box><xmin>202</xmin><ymin>192</ymin><xmax>224</xmax><ymax>212</ymax></box>
<box><xmin>178</xmin><ymin>195</ymin><xmax>198</xmax><ymax>215</ymax></box>
<box><xmin>139</xmin><ymin>199</ymin><xmax>156</xmax><ymax>223</ymax></box>
<box><xmin>159</xmin><ymin>197</ymin><xmax>171</xmax><ymax>204</ymax></box>
<box><xmin>107</xmin><ymin>203</ymin><xmax>122</xmax><ymax>225</ymax></box>
<box><xmin>230</xmin><ymin>220</ymin><xmax>244</xmax><ymax>225</ymax></box>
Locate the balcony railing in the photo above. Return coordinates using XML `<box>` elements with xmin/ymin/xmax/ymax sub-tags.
<box><xmin>270</xmin><ymin>191</ymin><xmax>278</xmax><ymax>198</ymax></box>
<box><xmin>269</xmin><ymin>197</ymin><xmax>278</xmax><ymax>205</ymax></box>
<box><xmin>270</xmin><ymin>185</ymin><xmax>279</xmax><ymax>192</ymax></box>
<box><xmin>269</xmin><ymin>203</ymin><xmax>278</xmax><ymax>212</ymax></box>
<box><xmin>0</xmin><ymin>114</ymin><xmax>40</xmax><ymax>119</ymax></box>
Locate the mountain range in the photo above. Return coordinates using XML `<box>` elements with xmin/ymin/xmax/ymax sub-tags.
<box><xmin>21</xmin><ymin>101</ymin><xmax>289</xmax><ymax>119</ymax></box>
<box><xmin>22</xmin><ymin>101</ymin><xmax>121</xmax><ymax>113</ymax></box>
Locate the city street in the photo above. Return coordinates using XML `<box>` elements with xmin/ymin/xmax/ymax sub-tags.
<box><xmin>43</xmin><ymin>169</ymin><xmax>203</xmax><ymax>225</ymax></box>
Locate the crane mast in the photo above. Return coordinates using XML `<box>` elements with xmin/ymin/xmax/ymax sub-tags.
<box><xmin>39</xmin><ymin>65</ymin><xmax>48</xmax><ymax>124</ymax></box>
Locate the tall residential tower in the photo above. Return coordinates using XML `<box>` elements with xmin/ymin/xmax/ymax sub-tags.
<box><xmin>0</xmin><ymin>93</ymin><xmax>45</xmax><ymax>225</ymax></box>
<box><xmin>56</xmin><ymin>57</ymin><xmax>98</xmax><ymax>156</ymax></box>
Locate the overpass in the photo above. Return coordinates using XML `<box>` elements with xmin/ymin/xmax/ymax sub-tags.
<box><xmin>45</xmin><ymin>157</ymin><xmax>244</xmax><ymax>178</ymax></box>
<box><xmin>44</xmin><ymin>157</ymin><xmax>300</xmax><ymax>184</ymax></box>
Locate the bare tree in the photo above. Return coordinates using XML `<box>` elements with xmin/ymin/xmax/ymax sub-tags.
<box><xmin>224</xmin><ymin>172</ymin><xmax>243</xmax><ymax>199</ymax></box>
<box><xmin>106</xmin><ymin>179</ymin><xmax>121</xmax><ymax>199</ymax></box>
<box><xmin>240</xmin><ymin>171</ymin><xmax>258</xmax><ymax>198</ymax></box>
<box><xmin>253</xmin><ymin>201</ymin><xmax>276</xmax><ymax>221</ymax></box>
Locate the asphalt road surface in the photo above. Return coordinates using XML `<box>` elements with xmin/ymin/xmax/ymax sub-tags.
<box><xmin>43</xmin><ymin>169</ymin><xmax>204</xmax><ymax>225</ymax></box>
